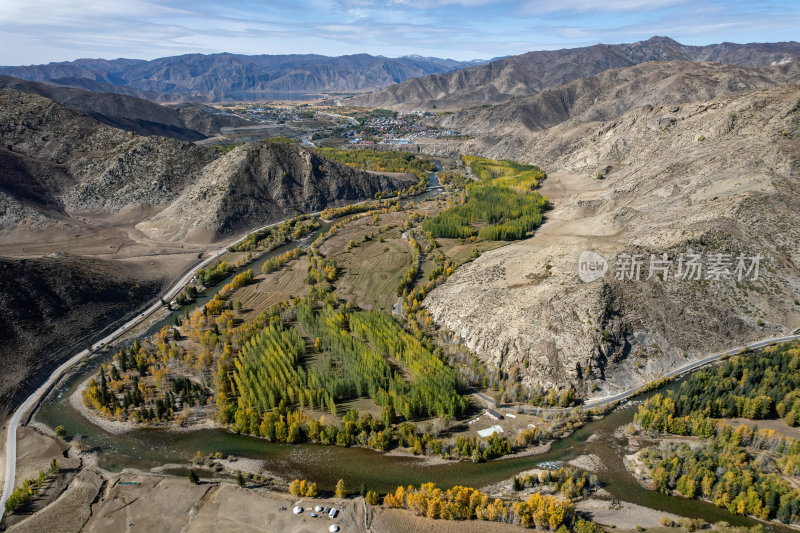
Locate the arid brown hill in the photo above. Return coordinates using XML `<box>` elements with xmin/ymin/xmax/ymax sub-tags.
<box><xmin>0</xmin><ymin>75</ymin><xmax>250</xmax><ymax>141</ymax></box>
<box><xmin>343</xmin><ymin>36</ymin><xmax>800</xmax><ymax>110</ymax></box>
<box><xmin>0</xmin><ymin>255</ymin><xmax>161</xmax><ymax>417</ymax></box>
<box><xmin>434</xmin><ymin>61</ymin><xmax>800</xmax><ymax>156</ymax></box>
<box><xmin>423</xmin><ymin>75</ymin><xmax>800</xmax><ymax>398</ymax></box>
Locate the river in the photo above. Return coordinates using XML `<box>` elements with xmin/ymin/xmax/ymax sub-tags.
<box><xmin>31</xmin><ymin>167</ymin><xmax>794</xmax><ymax>532</ymax></box>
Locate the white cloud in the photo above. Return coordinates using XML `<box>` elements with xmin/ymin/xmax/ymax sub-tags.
<box><xmin>0</xmin><ymin>0</ymin><xmax>798</xmax><ymax>64</ymax></box>
<box><xmin>520</xmin><ymin>0</ymin><xmax>691</xmax><ymax>15</ymax></box>
<box><xmin>0</xmin><ymin>0</ymin><xmax>190</xmax><ymax>25</ymax></box>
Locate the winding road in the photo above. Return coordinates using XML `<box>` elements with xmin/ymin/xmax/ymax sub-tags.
<box><xmin>581</xmin><ymin>333</ymin><xmax>800</xmax><ymax>409</ymax></box>
<box><xmin>0</xmin><ymin>175</ymin><xmax>446</xmax><ymax>520</ymax></box>
<box><xmin>0</xmin><ymin>213</ymin><xmax>328</xmax><ymax>521</ymax></box>
<box><xmin>2</xmin><ymin>188</ymin><xmax>799</xmax><ymax>522</ymax></box>
<box><xmin>505</xmin><ymin>333</ymin><xmax>800</xmax><ymax>418</ymax></box>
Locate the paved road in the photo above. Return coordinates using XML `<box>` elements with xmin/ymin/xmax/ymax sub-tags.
<box><xmin>0</xmin><ymin>179</ymin><xmax>449</xmax><ymax>520</ymax></box>
<box><xmin>0</xmin><ymin>214</ymin><xmax>321</xmax><ymax>521</ymax></box>
<box><xmin>480</xmin><ymin>334</ymin><xmax>800</xmax><ymax>419</ymax></box>
<box><xmin>580</xmin><ymin>333</ymin><xmax>800</xmax><ymax>410</ymax></box>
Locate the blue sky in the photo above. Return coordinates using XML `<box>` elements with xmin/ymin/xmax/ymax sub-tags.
<box><xmin>1</xmin><ymin>0</ymin><xmax>798</xmax><ymax>65</ymax></box>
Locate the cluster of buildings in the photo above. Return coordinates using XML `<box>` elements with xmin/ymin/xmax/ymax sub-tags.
<box><xmin>215</xmin><ymin>102</ymin><xmax>465</xmax><ymax>146</ymax></box>
<box><xmin>222</xmin><ymin>103</ymin><xmax>304</xmax><ymax>124</ymax></box>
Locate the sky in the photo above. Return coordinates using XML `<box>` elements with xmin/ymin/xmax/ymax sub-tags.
<box><xmin>1</xmin><ymin>0</ymin><xmax>798</xmax><ymax>65</ymax></box>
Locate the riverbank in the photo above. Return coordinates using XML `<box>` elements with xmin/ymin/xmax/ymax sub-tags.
<box><xmin>72</xmin><ymin>372</ymin><xmax>558</xmax><ymax>471</ymax></box>
<box><xmin>69</xmin><ymin>376</ymin><xmax>219</xmax><ymax>436</ymax></box>
<box><xmin>621</xmin><ymin>422</ymin><xmax>800</xmax><ymax>532</ymax></box>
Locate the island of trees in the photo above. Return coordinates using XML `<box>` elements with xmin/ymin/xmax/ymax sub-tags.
<box><xmin>632</xmin><ymin>341</ymin><xmax>800</xmax><ymax>524</ymax></box>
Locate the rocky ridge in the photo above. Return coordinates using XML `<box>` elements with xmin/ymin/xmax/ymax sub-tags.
<box><xmin>0</xmin><ymin>75</ymin><xmax>250</xmax><ymax>141</ymax></box>
<box><xmin>343</xmin><ymin>36</ymin><xmax>800</xmax><ymax>110</ymax></box>
<box><xmin>424</xmin><ymin>82</ymin><xmax>800</xmax><ymax>397</ymax></box>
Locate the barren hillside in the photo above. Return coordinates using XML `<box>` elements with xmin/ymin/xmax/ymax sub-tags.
<box><xmin>0</xmin><ymin>75</ymin><xmax>249</xmax><ymax>141</ymax></box>
<box><xmin>435</xmin><ymin>61</ymin><xmax>800</xmax><ymax>146</ymax></box>
<box><xmin>0</xmin><ymin>255</ymin><xmax>162</xmax><ymax>417</ymax></box>
<box><xmin>343</xmin><ymin>36</ymin><xmax>800</xmax><ymax>110</ymax></box>
<box><xmin>424</xmin><ymin>83</ymin><xmax>800</xmax><ymax>397</ymax></box>
<box><xmin>137</xmin><ymin>141</ymin><xmax>416</xmax><ymax>242</ymax></box>
<box><xmin>0</xmin><ymin>88</ymin><xmax>416</xmax><ymax>243</ymax></box>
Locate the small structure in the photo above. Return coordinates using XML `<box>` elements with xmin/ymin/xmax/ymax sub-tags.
<box><xmin>487</xmin><ymin>409</ymin><xmax>504</xmax><ymax>420</ymax></box>
<box><xmin>292</xmin><ymin>506</ymin><xmax>303</xmax><ymax>515</ymax></box>
<box><xmin>328</xmin><ymin>508</ymin><xmax>339</xmax><ymax>519</ymax></box>
<box><xmin>330</xmin><ymin>526</ymin><xmax>340</xmax><ymax>533</ymax></box>
<box><xmin>314</xmin><ymin>506</ymin><xmax>323</xmax><ymax>512</ymax></box>
<box><xmin>477</xmin><ymin>425</ymin><xmax>504</xmax><ymax>438</ymax></box>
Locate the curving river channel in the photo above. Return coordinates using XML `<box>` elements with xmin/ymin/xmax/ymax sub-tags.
<box><xmin>32</xmin><ymin>170</ymin><xmax>793</xmax><ymax>532</ymax></box>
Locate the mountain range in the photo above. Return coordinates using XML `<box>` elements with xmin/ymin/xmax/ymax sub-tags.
<box><xmin>342</xmin><ymin>36</ymin><xmax>800</xmax><ymax>110</ymax></box>
<box><xmin>0</xmin><ymin>75</ymin><xmax>251</xmax><ymax>141</ymax></box>
<box><xmin>0</xmin><ymin>53</ymin><xmax>487</xmax><ymax>102</ymax></box>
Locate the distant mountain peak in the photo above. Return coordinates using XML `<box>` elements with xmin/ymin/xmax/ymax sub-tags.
<box><xmin>644</xmin><ymin>35</ymin><xmax>680</xmax><ymax>44</ymax></box>
<box><xmin>0</xmin><ymin>53</ymin><xmax>486</xmax><ymax>102</ymax></box>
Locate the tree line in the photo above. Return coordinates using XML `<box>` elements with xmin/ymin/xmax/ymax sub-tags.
<box><xmin>382</xmin><ymin>482</ymin><xmax>601</xmax><ymax>531</ymax></box>
<box><xmin>229</xmin><ymin>214</ymin><xmax>319</xmax><ymax>253</ymax></box>
<box><xmin>4</xmin><ymin>460</ymin><xmax>59</xmax><ymax>514</ymax></box>
<box><xmin>422</xmin><ymin>156</ymin><xmax>549</xmax><ymax>241</ymax></box>
<box><xmin>649</xmin><ymin>341</ymin><xmax>800</xmax><ymax>425</ymax></box>
<box><xmin>513</xmin><ymin>467</ymin><xmax>598</xmax><ymax>499</ymax></box>
<box><xmin>316</xmin><ymin>147</ymin><xmax>435</xmax><ymax>178</ymax></box>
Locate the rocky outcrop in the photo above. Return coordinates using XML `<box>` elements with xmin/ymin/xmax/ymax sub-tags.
<box><xmin>137</xmin><ymin>141</ymin><xmax>417</xmax><ymax>242</ymax></box>
<box><xmin>424</xmin><ymin>83</ymin><xmax>800</xmax><ymax>397</ymax></box>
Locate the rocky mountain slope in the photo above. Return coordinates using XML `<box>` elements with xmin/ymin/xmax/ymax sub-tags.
<box><xmin>0</xmin><ymin>53</ymin><xmax>486</xmax><ymax>102</ymax></box>
<box><xmin>0</xmin><ymin>75</ymin><xmax>250</xmax><ymax>141</ymax></box>
<box><xmin>137</xmin><ymin>141</ymin><xmax>414</xmax><ymax>242</ymax></box>
<box><xmin>0</xmin><ymin>255</ymin><xmax>162</xmax><ymax>417</ymax></box>
<box><xmin>0</xmin><ymin>88</ymin><xmax>415</xmax><ymax>242</ymax></box>
<box><xmin>423</xmin><ymin>80</ymin><xmax>800</xmax><ymax>398</ymax></box>
<box><xmin>343</xmin><ymin>36</ymin><xmax>800</xmax><ymax>110</ymax></box>
<box><xmin>435</xmin><ymin>61</ymin><xmax>800</xmax><ymax>155</ymax></box>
